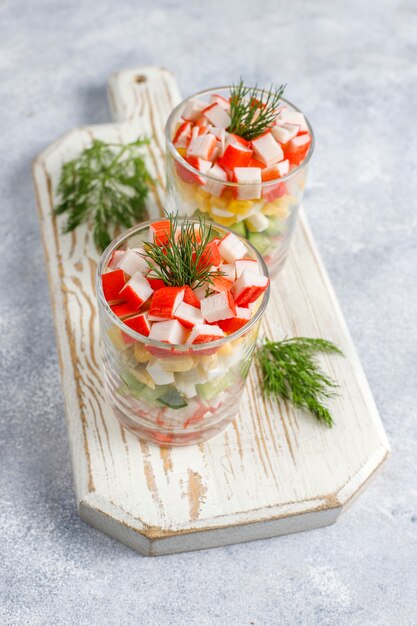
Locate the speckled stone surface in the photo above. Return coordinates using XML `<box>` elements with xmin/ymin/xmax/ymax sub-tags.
<box><xmin>1</xmin><ymin>1</ymin><xmax>416</xmax><ymax>624</ymax></box>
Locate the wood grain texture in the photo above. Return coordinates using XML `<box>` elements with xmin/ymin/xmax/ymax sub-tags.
<box><xmin>32</xmin><ymin>66</ymin><xmax>389</xmax><ymax>556</ymax></box>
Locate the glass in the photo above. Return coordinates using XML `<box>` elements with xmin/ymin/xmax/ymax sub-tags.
<box><xmin>165</xmin><ymin>86</ymin><xmax>314</xmax><ymax>276</ymax></box>
<box><xmin>96</xmin><ymin>219</ymin><xmax>270</xmax><ymax>446</ymax></box>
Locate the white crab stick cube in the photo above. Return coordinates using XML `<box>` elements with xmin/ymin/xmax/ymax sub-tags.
<box><xmin>209</xmin><ymin>93</ymin><xmax>230</xmax><ymax>109</ymax></box>
<box><xmin>108</xmin><ymin>250</ymin><xmax>125</xmax><ymax>270</ymax></box>
<box><xmin>231</xmin><ymin>270</ymin><xmax>269</xmax><ymax>307</ymax></box>
<box><xmin>182</xmin><ymin>98</ymin><xmax>207</xmax><ymax>122</ymax></box>
<box><xmin>211</xmin><ymin>127</ymin><xmax>227</xmax><ymax>154</ymax></box>
<box><xmin>280</xmin><ymin>110</ymin><xmax>308</xmax><ymax>132</ymax></box>
<box><xmin>187</xmin><ymin>324</ymin><xmax>225</xmax><ymax>345</ymax></box>
<box><xmin>201</xmin><ymin>291</ymin><xmax>236</xmax><ymax>323</ymax></box>
<box><xmin>271</xmin><ymin>123</ymin><xmax>299</xmax><ymax>144</ymax></box>
<box><xmin>204</xmin><ymin>163</ymin><xmax>228</xmax><ymax>197</ymax></box>
<box><xmin>119</xmin><ymin>271</ymin><xmax>153</xmax><ymax>309</ymax></box>
<box><xmin>218</xmin><ymin>232</ymin><xmax>248</xmax><ymax>263</ymax></box>
<box><xmin>233</xmin><ymin>167</ymin><xmax>262</xmax><ymax>200</ymax></box>
<box><xmin>146</xmin><ymin>361</ymin><xmax>175</xmax><ymax>385</ymax></box>
<box><xmin>251</xmin><ymin>131</ymin><xmax>284</xmax><ymax>166</ymax></box>
<box><xmin>148</xmin><ymin>319</ymin><xmax>188</xmax><ymax>344</ymax></box>
<box><xmin>220</xmin><ymin>263</ymin><xmax>236</xmax><ymax>281</ymax></box>
<box><xmin>116</xmin><ymin>249</ymin><xmax>148</xmax><ymax>276</ymax></box>
<box><xmin>187</xmin><ymin>134</ymin><xmax>217</xmax><ymax>161</ymax></box>
<box><xmin>202</xmin><ymin>103</ymin><xmax>231</xmax><ymax>129</ymax></box>
<box><xmin>174</xmin><ymin>302</ymin><xmax>204</xmax><ymax>329</ymax></box>
<box><xmin>235</xmin><ymin>258</ymin><xmax>260</xmax><ymax>278</ymax></box>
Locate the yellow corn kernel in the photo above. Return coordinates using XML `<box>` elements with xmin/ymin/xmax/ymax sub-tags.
<box><xmin>132</xmin><ymin>366</ymin><xmax>155</xmax><ymax>389</ymax></box>
<box><xmin>161</xmin><ymin>355</ymin><xmax>194</xmax><ymax>372</ymax></box>
<box><xmin>228</xmin><ymin>199</ymin><xmax>254</xmax><ymax>216</ymax></box>
<box><xmin>208</xmin><ymin>213</ymin><xmax>236</xmax><ymax>227</ymax></box>
<box><xmin>217</xmin><ymin>342</ymin><xmax>233</xmax><ymax>357</ymax></box>
<box><xmin>262</xmin><ymin>202</ymin><xmax>290</xmax><ymax>219</ymax></box>
<box><xmin>107</xmin><ymin>325</ymin><xmax>125</xmax><ymax>351</ymax></box>
<box><xmin>176</xmin><ymin>147</ymin><xmax>187</xmax><ymax>157</ymax></box>
<box><xmin>133</xmin><ymin>343</ymin><xmax>151</xmax><ymax>363</ymax></box>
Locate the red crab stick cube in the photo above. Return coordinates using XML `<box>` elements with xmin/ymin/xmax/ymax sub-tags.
<box><xmin>187</xmin><ymin>134</ymin><xmax>217</xmax><ymax>161</ymax></box>
<box><xmin>202</xmin><ymin>103</ymin><xmax>231</xmax><ymax>129</ymax></box>
<box><xmin>187</xmin><ymin>323</ymin><xmax>224</xmax><ymax>344</ymax></box>
<box><xmin>183</xmin><ymin>285</ymin><xmax>201</xmax><ymax>309</ymax></box>
<box><xmin>174</xmin><ymin>302</ymin><xmax>204</xmax><ymax>329</ymax></box>
<box><xmin>119</xmin><ymin>272</ymin><xmax>153</xmax><ymax>309</ymax></box>
<box><xmin>110</xmin><ymin>301</ymin><xmax>143</xmax><ymax>320</ymax></box>
<box><xmin>198</xmin><ymin>240</ymin><xmax>222</xmax><ymax>269</ymax></box>
<box><xmin>101</xmin><ymin>269</ymin><xmax>126</xmax><ymax>303</ymax></box>
<box><xmin>200</xmin><ymin>291</ymin><xmax>236</xmax><ymax>323</ymax></box>
<box><xmin>261</xmin><ymin>160</ymin><xmax>290</xmax><ymax>181</ymax></box>
<box><xmin>284</xmin><ymin>133</ymin><xmax>311</xmax><ymax>166</ymax></box>
<box><xmin>150</xmin><ymin>220</ymin><xmax>171</xmax><ymax>246</ymax></box>
<box><xmin>148</xmin><ymin>319</ymin><xmax>188</xmax><ymax>344</ymax></box>
<box><xmin>218</xmin><ymin>307</ymin><xmax>252</xmax><ymax>333</ymax></box>
<box><xmin>218</xmin><ymin>143</ymin><xmax>252</xmax><ymax>170</ymax></box>
<box><xmin>173</xmin><ymin>121</ymin><xmax>192</xmax><ymax>148</ymax></box>
<box><xmin>233</xmin><ymin>167</ymin><xmax>262</xmax><ymax>200</ymax></box>
<box><xmin>122</xmin><ymin>313</ymin><xmax>151</xmax><ymax>342</ymax></box>
<box><xmin>148</xmin><ymin>286</ymin><xmax>185</xmax><ymax>320</ymax></box>
<box><xmin>218</xmin><ymin>232</ymin><xmax>248</xmax><ymax>263</ymax></box>
<box><xmin>251</xmin><ymin>131</ymin><xmax>284</xmax><ymax>166</ymax></box>
<box><xmin>231</xmin><ymin>270</ymin><xmax>269</xmax><ymax>307</ymax></box>
<box><xmin>175</xmin><ymin>156</ymin><xmax>211</xmax><ymax>185</ymax></box>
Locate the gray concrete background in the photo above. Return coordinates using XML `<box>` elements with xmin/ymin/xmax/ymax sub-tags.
<box><xmin>1</xmin><ymin>1</ymin><xmax>416</xmax><ymax>624</ymax></box>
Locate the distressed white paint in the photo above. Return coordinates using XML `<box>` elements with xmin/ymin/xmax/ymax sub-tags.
<box><xmin>32</xmin><ymin>66</ymin><xmax>389</xmax><ymax>556</ymax></box>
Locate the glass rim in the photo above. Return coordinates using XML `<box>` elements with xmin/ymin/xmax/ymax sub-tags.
<box><xmin>165</xmin><ymin>85</ymin><xmax>315</xmax><ymax>188</ymax></box>
<box><xmin>96</xmin><ymin>218</ymin><xmax>270</xmax><ymax>352</ymax></box>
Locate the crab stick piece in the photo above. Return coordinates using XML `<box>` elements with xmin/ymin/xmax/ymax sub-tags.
<box><xmin>251</xmin><ymin>131</ymin><xmax>284</xmax><ymax>166</ymax></box>
<box><xmin>186</xmin><ymin>323</ymin><xmax>225</xmax><ymax>344</ymax></box>
<box><xmin>231</xmin><ymin>270</ymin><xmax>269</xmax><ymax>307</ymax></box>
<box><xmin>149</xmin><ymin>220</ymin><xmax>171</xmax><ymax>246</ymax></box>
<box><xmin>173</xmin><ymin>121</ymin><xmax>193</xmax><ymax>148</ymax></box>
<box><xmin>148</xmin><ymin>286</ymin><xmax>185</xmax><ymax>320</ymax></box>
<box><xmin>261</xmin><ymin>160</ymin><xmax>290</xmax><ymax>181</ymax></box>
<box><xmin>232</xmin><ymin>167</ymin><xmax>262</xmax><ymax>200</ymax></box>
<box><xmin>108</xmin><ymin>249</ymin><xmax>125</xmax><ymax>270</ymax></box>
<box><xmin>182</xmin><ymin>98</ymin><xmax>207</xmax><ymax>122</ymax></box>
<box><xmin>174</xmin><ymin>302</ymin><xmax>204</xmax><ymax>329</ymax></box>
<box><xmin>122</xmin><ymin>313</ymin><xmax>151</xmax><ymax>342</ymax></box>
<box><xmin>218</xmin><ymin>143</ymin><xmax>252</xmax><ymax>170</ymax></box>
<box><xmin>183</xmin><ymin>285</ymin><xmax>201</xmax><ymax>309</ymax></box>
<box><xmin>202</xmin><ymin>103</ymin><xmax>231</xmax><ymax>129</ymax></box>
<box><xmin>110</xmin><ymin>301</ymin><xmax>141</xmax><ymax>320</ymax></box>
<box><xmin>101</xmin><ymin>269</ymin><xmax>126</xmax><ymax>303</ymax></box>
<box><xmin>187</xmin><ymin>134</ymin><xmax>217</xmax><ymax>161</ymax></box>
<box><xmin>284</xmin><ymin>133</ymin><xmax>312</xmax><ymax>165</ymax></box>
<box><xmin>271</xmin><ymin>123</ymin><xmax>299</xmax><ymax>145</ymax></box>
<box><xmin>116</xmin><ymin>249</ymin><xmax>148</xmax><ymax>276</ymax></box>
<box><xmin>218</xmin><ymin>232</ymin><xmax>248</xmax><ymax>263</ymax></box>
<box><xmin>204</xmin><ymin>163</ymin><xmax>228</xmax><ymax>197</ymax></box>
<box><xmin>218</xmin><ymin>307</ymin><xmax>252</xmax><ymax>333</ymax></box>
<box><xmin>200</xmin><ymin>291</ymin><xmax>236</xmax><ymax>323</ymax></box>
<box><xmin>119</xmin><ymin>272</ymin><xmax>153</xmax><ymax>309</ymax></box>
<box><xmin>198</xmin><ymin>240</ymin><xmax>222</xmax><ymax>269</ymax></box>
<box><xmin>235</xmin><ymin>258</ymin><xmax>260</xmax><ymax>278</ymax></box>
<box><xmin>279</xmin><ymin>110</ymin><xmax>308</xmax><ymax>132</ymax></box>
<box><xmin>148</xmin><ymin>319</ymin><xmax>188</xmax><ymax>344</ymax></box>
<box><xmin>209</xmin><ymin>93</ymin><xmax>230</xmax><ymax>109</ymax></box>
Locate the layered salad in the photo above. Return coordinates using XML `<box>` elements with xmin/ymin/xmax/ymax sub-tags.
<box><xmin>98</xmin><ymin>217</ymin><xmax>269</xmax><ymax>445</ymax></box>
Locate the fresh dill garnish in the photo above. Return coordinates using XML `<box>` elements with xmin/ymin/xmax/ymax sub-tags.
<box><xmin>54</xmin><ymin>138</ymin><xmax>152</xmax><ymax>250</ymax></box>
<box><xmin>228</xmin><ymin>78</ymin><xmax>286</xmax><ymax>140</ymax></box>
<box><xmin>257</xmin><ymin>337</ymin><xmax>344</xmax><ymax>427</ymax></box>
<box><xmin>142</xmin><ymin>213</ymin><xmax>224</xmax><ymax>289</ymax></box>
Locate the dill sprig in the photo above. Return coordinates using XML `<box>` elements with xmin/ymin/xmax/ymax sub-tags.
<box><xmin>54</xmin><ymin>138</ymin><xmax>152</xmax><ymax>250</ymax></box>
<box><xmin>258</xmin><ymin>337</ymin><xmax>344</xmax><ymax>427</ymax></box>
<box><xmin>143</xmin><ymin>213</ymin><xmax>224</xmax><ymax>289</ymax></box>
<box><xmin>228</xmin><ymin>79</ymin><xmax>286</xmax><ymax>140</ymax></box>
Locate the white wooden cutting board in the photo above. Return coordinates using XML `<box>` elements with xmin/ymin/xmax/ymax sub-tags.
<box><xmin>32</xmin><ymin>66</ymin><xmax>389</xmax><ymax>556</ymax></box>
